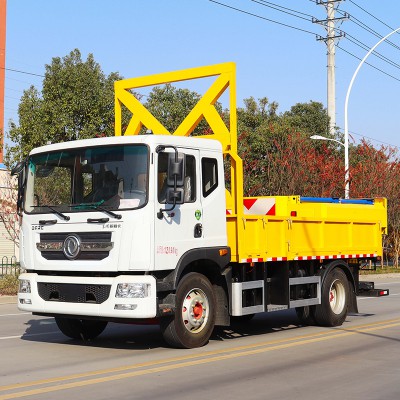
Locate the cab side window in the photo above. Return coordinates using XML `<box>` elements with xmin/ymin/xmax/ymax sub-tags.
<box><xmin>202</xmin><ymin>158</ymin><xmax>218</xmax><ymax>197</ymax></box>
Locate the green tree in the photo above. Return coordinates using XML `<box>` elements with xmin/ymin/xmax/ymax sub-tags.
<box><xmin>6</xmin><ymin>49</ymin><xmax>124</xmax><ymax>166</ymax></box>
<box><xmin>144</xmin><ymin>83</ymin><xmax>223</xmax><ymax>135</ymax></box>
<box><xmin>283</xmin><ymin>101</ymin><xmax>330</xmax><ymax>137</ymax></box>
<box><xmin>236</xmin><ymin>97</ymin><xmax>334</xmax><ymax>196</ymax></box>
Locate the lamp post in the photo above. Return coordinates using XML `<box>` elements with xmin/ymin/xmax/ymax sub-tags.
<box><xmin>310</xmin><ymin>134</ymin><xmax>345</xmax><ymax>147</ymax></box>
<box><xmin>344</xmin><ymin>26</ymin><xmax>400</xmax><ymax>199</ymax></box>
<box><xmin>310</xmin><ymin>135</ymin><xmax>347</xmax><ymax>197</ymax></box>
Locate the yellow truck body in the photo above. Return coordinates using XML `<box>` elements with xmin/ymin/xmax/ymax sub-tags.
<box><xmin>227</xmin><ymin>195</ymin><xmax>387</xmax><ymax>263</ymax></box>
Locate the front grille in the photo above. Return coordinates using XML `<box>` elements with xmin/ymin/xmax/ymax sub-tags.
<box><xmin>38</xmin><ymin>232</ymin><xmax>112</xmax><ymax>261</ymax></box>
<box><xmin>38</xmin><ymin>283</ymin><xmax>111</xmax><ymax>304</ymax></box>
<box><xmin>40</xmin><ymin>232</ymin><xmax>112</xmax><ymax>242</ymax></box>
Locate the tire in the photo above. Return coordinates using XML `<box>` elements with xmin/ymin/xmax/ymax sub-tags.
<box><xmin>160</xmin><ymin>272</ymin><xmax>216</xmax><ymax>349</ymax></box>
<box><xmin>55</xmin><ymin>318</ymin><xmax>108</xmax><ymax>340</ymax></box>
<box><xmin>295</xmin><ymin>306</ymin><xmax>316</xmax><ymax>325</ymax></box>
<box><xmin>314</xmin><ymin>268</ymin><xmax>349</xmax><ymax>327</ymax></box>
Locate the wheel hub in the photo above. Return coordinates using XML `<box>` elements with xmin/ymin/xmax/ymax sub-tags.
<box><xmin>329</xmin><ymin>279</ymin><xmax>345</xmax><ymax>315</ymax></box>
<box><xmin>182</xmin><ymin>288</ymin><xmax>209</xmax><ymax>333</ymax></box>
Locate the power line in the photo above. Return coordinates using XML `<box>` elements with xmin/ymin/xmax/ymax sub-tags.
<box><xmin>208</xmin><ymin>0</ymin><xmax>319</xmax><ymax>36</ymax></box>
<box><xmin>210</xmin><ymin>0</ymin><xmax>400</xmax><ymax>85</ymax></box>
<box><xmin>316</xmin><ymin>13</ymin><xmax>400</xmax><ymax>70</ymax></box>
<box><xmin>348</xmin><ymin>0</ymin><xmax>396</xmax><ymax>32</ymax></box>
<box><xmin>344</xmin><ymin>33</ymin><xmax>400</xmax><ymax>71</ymax></box>
<box><xmin>337</xmin><ymin>9</ymin><xmax>400</xmax><ymax>52</ymax></box>
<box><xmin>336</xmin><ymin>44</ymin><xmax>400</xmax><ymax>82</ymax></box>
<box><xmin>249</xmin><ymin>0</ymin><xmax>312</xmax><ymax>21</ymax></box>
<box><xmin>337</xmin><ymin>128</ymin><xmax>400</xmax><ymax>149</ymax></box>
<box><xmin>2</xmin><ymin>66</ymin><xmax>44</xmax><ymax>78</ymax></box>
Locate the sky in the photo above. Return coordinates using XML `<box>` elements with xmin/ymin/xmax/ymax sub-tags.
<box><xmin>4</xmin><ymin>0</ymin><xmax>400</xmax><ymax>152</ymax></box>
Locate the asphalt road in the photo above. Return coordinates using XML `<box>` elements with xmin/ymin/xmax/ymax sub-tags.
<box><xmin>0</xmin><ymin>277</ymin><xmax>399</xmax><ymax>400</ymax></box>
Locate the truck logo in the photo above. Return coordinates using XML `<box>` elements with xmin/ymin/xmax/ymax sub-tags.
<box><xmin>63</xmin><ymin>234</ymin><xmax>81</xmax><ymax>260</ymax></box>
<box><xmin>195</xmin><ymin>210</ymin><xmax>201</xmax><ymax>220</ymax></box>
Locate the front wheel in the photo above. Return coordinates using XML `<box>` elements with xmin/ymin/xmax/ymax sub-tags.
<box><xmin>314</xmin><ymin>268</ymin><xmax>349</xmax><ymax>327</ymax></box>
<box><xmin>55</xmin><ymin>318</ymin><xmax>108</xmax><ymax>340</ymax></box>
<box><xmin>160</xmin><ymin>272</ymin><xmax>216</xmax><ymax>348</ymax></box>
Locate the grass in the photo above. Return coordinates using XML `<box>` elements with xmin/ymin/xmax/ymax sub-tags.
<box><xmin>0</xmin><ymin>274</ymin><xmax>19</xmax><ymax>296</ymax></box>
<box><xmin>359</xmin><ymin>265</ymin><xmax>400</xmax><ymax>275</ymax></box>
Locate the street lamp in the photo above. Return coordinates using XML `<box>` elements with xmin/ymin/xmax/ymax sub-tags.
<box><xmin>310</xmin><ymin>134</ymin><xmax>345</xmax><ymax>147</ymax></box>
<box><xmin>344</xmin><ymin>26</ymin><xmax>400</xmax><ymax>199</ymax></box>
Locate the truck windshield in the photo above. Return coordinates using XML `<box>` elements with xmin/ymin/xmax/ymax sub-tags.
<box><xmin>24</xmin><ymin>144</ymin><xmax>149</xmax><ymax>214</ymax></box>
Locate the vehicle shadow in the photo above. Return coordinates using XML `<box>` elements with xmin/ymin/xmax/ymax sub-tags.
<box><xmin>20</xmin><ymin>310</ymin><xmax>305</xmax><ymax>350</ymax></box>
<box><xmin>20</xmin><ymin>309</ymin><xmax>388</xmax><ymax>350</ymax></box>
<box><xmin>211</xmin><ymin>309</ymin><xmax>304</xmax><ymax>342</ymax></box>
<box><xmin>20</xmin><ymin>318</ymin><xmax>166</xmax><ymax>350</ymax></box>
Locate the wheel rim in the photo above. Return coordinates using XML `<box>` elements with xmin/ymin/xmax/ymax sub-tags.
<box><xmin>181</xmin><ymin>287</ymin><xmax>209</xmax><ymax>334</ymax></box>
<box><xmin>329</xmin><ymin>278</ymin><xmax>346</xmax><ymax>315</ymax></box>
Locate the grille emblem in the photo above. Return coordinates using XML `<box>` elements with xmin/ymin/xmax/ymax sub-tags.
<box><xmin>63</xmin><ymin>234</ymin><xmax>81</xmax><ymax>260</ymax></box>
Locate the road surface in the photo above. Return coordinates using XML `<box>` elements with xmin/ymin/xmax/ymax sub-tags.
<box><xmin>0</xmin><ymin>276</ymin><xmax>399</xmax><ymax>400</ymax></box>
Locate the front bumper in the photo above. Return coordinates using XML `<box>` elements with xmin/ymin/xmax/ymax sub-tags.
<box><xmin>18</xmin><ymin>273</ymin><xmax>157</xmax><ymax>319</ymax></box>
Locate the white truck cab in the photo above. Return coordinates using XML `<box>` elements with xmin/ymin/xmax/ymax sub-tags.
<box><xmin>18</xmin><ymin>134</ymin><xmax>228</xmax><ymax>329</ymax></box>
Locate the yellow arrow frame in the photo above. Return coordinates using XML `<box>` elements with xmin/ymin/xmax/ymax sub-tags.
<box><xmin>114</xmin><ymin>62</ymin><xmax>244</xmax><ymax>261</ymax></box>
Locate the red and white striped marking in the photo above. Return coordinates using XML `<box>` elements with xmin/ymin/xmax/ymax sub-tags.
<box><xmin>226</xmin><ymin>198</ymin><xmax>276</xmax><ymax>216</ymax></box>
<box><xmin>244</xmin><ymin>198</ymin><xmax>276</xmax><ymax>216</ymax></box>
<box><xmin>294</xmin><ymin>253</ymin><xmax>377</xmax><ymax>261</ymax></box>
<box><xmin>241</xmin><ymin>257</ymin><xmax>265</xmax><ymax>263</ymax></box>
<box><xmin>239</xmin><ymin>254</ymin><xmax>376</xmax><ymax>264</ymax></box>
<box><xmin>240</xmin><ymin>257</ymin><xmax>288</xmax><ymax>263</ymax></box>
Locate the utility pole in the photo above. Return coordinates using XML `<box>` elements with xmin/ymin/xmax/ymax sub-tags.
<box><xmin>314</xmin><ymin>0</ymin><xmax>347</xmax><ymax>136</ymax></box>
<box><xmin>0</xmin><ymin>0</ymin><xmax>6</xmax><ymax>164</ymax></box>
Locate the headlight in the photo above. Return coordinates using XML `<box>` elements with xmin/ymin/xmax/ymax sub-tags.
<box><xmin>116</xmin><ymin>283</ymin><xmax>150</xmax><ymax>298</ymax></box>
<box><xmin>19</xmin><ymin>279</ymin><xmax>31</xmax><ymax>293</ymax></box>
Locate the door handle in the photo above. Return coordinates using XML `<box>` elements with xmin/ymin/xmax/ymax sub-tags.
<box><xmin>194</xmin><ymin>223</ymin><xmax>203</xmax><ymax>238</ymax></box>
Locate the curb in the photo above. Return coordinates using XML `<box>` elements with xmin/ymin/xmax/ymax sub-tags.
<box><xmin>359</xmin><ymin>273</ymin><xmax>400</xmax><ymax>280</ymax></box>
<box><xmin>0</xmin><ymin>296</ymin><xmax>17</xmax><ymax>304</ymax></box>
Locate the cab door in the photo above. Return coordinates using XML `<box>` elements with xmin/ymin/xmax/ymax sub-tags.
<box><xmin>154</xmin><ymin>148</ymin><xmax>203</xmax><ymax>270</ymax></box>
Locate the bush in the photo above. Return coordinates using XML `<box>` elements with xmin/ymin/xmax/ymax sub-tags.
<box><xmin>0</xmin><ymin>274</ymin><xmax>19</xmax><ymax>296</ymax></box>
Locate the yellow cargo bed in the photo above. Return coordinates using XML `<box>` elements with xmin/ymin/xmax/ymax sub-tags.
<box><xmin>226</xmin><ymin>196</ymin><xmax>387</xmax><ymax>263</ymax></box>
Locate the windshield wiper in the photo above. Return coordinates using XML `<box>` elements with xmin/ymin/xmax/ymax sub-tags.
<box><xmin>36</xmin><ymin>205</ymin><xmax>70</xmax><ymax>221</ymax></box>
<box><xmin>71</xmin><ymin>201</ymin><xmax>122</xmax><ymax>220</ymax></box>
<box><xmin>91</xmin><ymin>205</ymin><xmax>122</xmax><ymax>220</ymax></box>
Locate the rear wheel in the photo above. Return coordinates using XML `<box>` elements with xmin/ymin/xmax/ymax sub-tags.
<box><xmin>314</xmin><ymin>268</ymin><xmax>349</xmax><ymax>327</ymax></box>
<box><xmin>160</xmin><ymin>272</ymin><xmax>216</xmax><ymax>348</ymax></box>
<box><xmin>55</xmin><ymin>318</ymin><xmax>108</xmax><ymax>340</ymax></box>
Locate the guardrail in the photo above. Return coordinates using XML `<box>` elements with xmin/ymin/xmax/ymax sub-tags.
<box><xmin>1</xmin><ymin>256</ymin><xmax>21</xmax><ymax>277</ymax></box>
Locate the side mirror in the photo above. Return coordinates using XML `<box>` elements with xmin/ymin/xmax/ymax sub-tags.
<box><xmin>165</xmin><ymin>187</ymin><xmax>184</xmax><ymax>205</ymax></box>
<box><xmin>11</xmin><ymin>160</ymin><xmax>27</xmax><ymax>216</ymax></box>
<box><xmin>156</xmin><ymin>146</ymin><xmax>187</xmax><ymax>219</ymax></box>
<box><xmin>11</xmin><ymin>161</ymin><xmax>25</xmax><ymax>176</ymax></box>
<box><xmin>167</xmin><ymin>152</ymin><xmax>185</xmax><ymax>187</ymax></box>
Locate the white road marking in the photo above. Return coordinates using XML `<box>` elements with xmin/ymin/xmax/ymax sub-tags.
<box><xmin>0</xmin><ymin>312</ymin><xmax>30</xmax><ymax>317</ymax></box>
<box><xmin>0</xmin><ymin>331</ymin><xmax>60</xmax><ymax>340</ymax></box>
